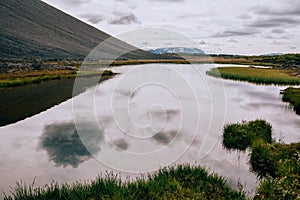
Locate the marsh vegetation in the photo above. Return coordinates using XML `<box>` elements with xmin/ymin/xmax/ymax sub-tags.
<box><xmin>222</xmin><ymin>120</ymin><xmax>300</xmax><ymax>199</ymax></box>
<box><xmin>4</xmin><ymin>165</ymin><xmax>246</xmax><ymax>200</ymax></box>
<box><xmin>0</xmin><ymin>70</ymin><xmax>114</xmax><ymax>89</ymax></box>
<box><xmin>206</xmin><ymin>67</ymin><xmax>300</xmax><ymax>85</ymax></box>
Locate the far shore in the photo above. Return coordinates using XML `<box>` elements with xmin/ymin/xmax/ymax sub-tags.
<box><xmin>0</xmin><ymin>71</ymin><xmax>115</xmax><ymax>127</ymax></box>
<box><xmin>0</xmin><ymin>56</ymin><xmax>292</xmax><ymax>89</ymax></box>
<box><xmin>1</xmin><ymin>56</ymin><xmax>299</xmax><ymax>126</ymax></box>
<box><xmin>206</xmin><ymin>66</ymin><xmax>300</xmax><ymax>115</ymax></box>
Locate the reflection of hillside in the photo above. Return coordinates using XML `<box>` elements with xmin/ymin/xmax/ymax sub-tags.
<box><xmin>39</xmin><ymin>121</ymin><xmax>103</xmax><ymax>168</ymax></box>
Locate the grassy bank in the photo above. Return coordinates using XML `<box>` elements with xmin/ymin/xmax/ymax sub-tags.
<box><xmin>0</xmin><ymin>70</ymin><xmax>115</xmax><ymax>127</ymax></box>
<box><xmin>4</xmin><ymin>165</ymin><xmax>245</xmax><ymax>200</ymax></box>
<box><xmin>0</xmin><ymin>70</ymin><xmax>114</xmax><ymax>89</ymax></box>
<box><xmin>281</xmin><ymin>87</ymin><xmax>300</xmax><ymax>114</ymax></box>
<box><xmin>2</xmin><ymin>55</ymin><xmax>300</xmax><ymax>89</ymax></box>
<box><xmin>0</xmin><ymin>59</ymin><xmax>192</xmax><ymax>89</ymax></box>
<box><xmin>206</xmin><ymin>67</ymin><xmax>300</xmax><ymax>85</ymax></box>
<box><xmin>222</xmin><ymin>120</ymin><xmax>300</xmax><ymax>199</ymax></box>
<box><xmin>210</xmin><ymin>53</ymin><xmax>300</xmax><ymax>68</ymax></box>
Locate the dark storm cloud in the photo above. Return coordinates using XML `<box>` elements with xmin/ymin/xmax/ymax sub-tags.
<box><xmin>60</xmin><ymin>0</ymin><xmax>91</xmax><ymax>6</ymax></box>
<box><xmin>238</xmin><ymin>13</ymin><xmax>252</xmax><ymax>20</ymax></box>
<box><xmin>150</xmin><ymin>0</ymin><xmax>185</xmax><ymax>2</ymax></box>
<box><xmin>213</xmin><ymin>2</ymin><xmax>300</xmax><ymax>40</ymax></box>
<box><xmin>212</xmin><ymin>29</ymin><xmax>260</xmax><ymax>38</ymax></box>
<box><xmin>243</xmin><ymin>3</ymin><xmax>300</xmax><ymax>30</ymax></box>
<box><xmin>109</xmin><ymin>13</ymin><xmax>140</xmax><ymax>25</ymax></box>
<box><xmin>227</xmin><ymin>39</ymin><xmax>238</xmax><ymax>43</ymax></box>
<box><xmin>263</xmin><ymin>35</ymin><xmax>289</xmax><ymax>40</ymax></box>
<box><xmin>269</xmin><ymin>40</ymin><xmax>286</xmax><ymax>45</ymax></box>
<box><xmin>247</xmin><ymin>18</ymin><xmax>300</xmax><ymax>28</ymax></box>
<box><xmin>38</xmin><ymin>121</ymin><xmax>103</xmax><ymax>168</ymax></box>
<box><xmin>272</xmin><ymin>28</ymin><xmax>285</xmax><ymax>34</ymax></box>
<box><xmin>249</xmin><ymin>4</ymin><xmax>300</xmax><ymax>16</ymax></box>
<box><xmin>198</xmin><ymin>40</ymin><xmax>207</xmax><ymax>45</ymax></box>
<box><xmin>81</xmin><ymin>14</ymin><xmax>104</xmax><ymax>24</ymax></box>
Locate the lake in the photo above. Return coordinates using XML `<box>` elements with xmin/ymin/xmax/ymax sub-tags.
<box><xmin>0</xmin><ymin>63</ymin><xmax>299</xmax><ymax>197</ymax></box>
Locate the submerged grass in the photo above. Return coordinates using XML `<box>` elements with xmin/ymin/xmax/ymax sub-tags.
<box><xmin>281</xmin><ymin>87</ymin><xmax>300</xmax><ymax>114</ymax></box>
<box><xmin>206</xmin><ymin>67</ymin><xmax>300</xmax><ymax>85</ymax></box>
<box><xmin>4</xmin><ymin>164</ymin><xmax>246</xmax><ymax>200</ymax></box>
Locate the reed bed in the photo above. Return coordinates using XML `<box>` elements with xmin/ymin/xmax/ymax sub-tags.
<box><xmin>206</xmin><ymin>67</ymin><xmax>300</xmax><ymax>85</ymax></box>
<box><xmin>4</xmin><ymin>164</ymin><xmax>245</xmax><ymax>200</ymax></box>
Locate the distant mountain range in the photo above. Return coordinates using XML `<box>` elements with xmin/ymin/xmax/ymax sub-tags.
<box><xmin>0</xmin><ymin>0</ymin><xmax>162</xmax><ymax>60</ymax></box>
<box><xmin>149</xmin><ymin>47</ymin><xmax>205</xmax><ymax>55</ymax></box>
<box><xmin>261</xmin><ymin>53</ymin><xmax>284</xmax><ymax>56</ymax></box>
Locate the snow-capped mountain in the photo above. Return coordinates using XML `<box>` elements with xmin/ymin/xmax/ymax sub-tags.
<box><xmin>149</xmin><ymin>47</ymin><xmax>205</xmax><ymax>55</ymax></box>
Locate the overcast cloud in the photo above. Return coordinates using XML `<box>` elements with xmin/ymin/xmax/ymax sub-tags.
<box><xmin>43</xmin><ymin>0</ymin><xmax>300</xmax><ymax>55</ymax></box>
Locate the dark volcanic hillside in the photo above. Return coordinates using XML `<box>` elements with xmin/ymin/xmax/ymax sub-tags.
<box><xmin>0</xmin><ymin>0</ymin><xmax>157</xmax><ymax>59</ymax></box>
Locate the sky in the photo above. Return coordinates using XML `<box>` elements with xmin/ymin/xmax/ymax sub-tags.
<box><xmin>42</xmin><ymin>0</ymin><xmax>300</xmax><ymax>55</ymax></box>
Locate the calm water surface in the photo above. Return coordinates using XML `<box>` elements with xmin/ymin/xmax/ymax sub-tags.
<box><xmin>0</xmin><ymin>64</ymin><xmax>299</xmax><ymax>197</ymax></box>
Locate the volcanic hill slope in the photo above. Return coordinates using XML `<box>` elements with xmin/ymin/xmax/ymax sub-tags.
<box><xmin>0</xmin><ymin>0</ymin><xmax>160</xmax><ymax>60</ymax></box>
<box><xmin>0</xmin><ymin>0</ymin><xmax>175</xmax><ymax>126</ymax></box>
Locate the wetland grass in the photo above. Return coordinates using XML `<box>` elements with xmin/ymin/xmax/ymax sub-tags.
<box><xmin>4</xmin><ymin>165</ymin><xmax>245</xmax><ymax>200</ymax></box>
<box><xmin>222</xmin><ymin>120</ymin><xmax>300</xmax><ymax>199</ymax></box>
<box><xmin>0</xmin><ymin>70</ymin><xmax>114</xmax><ymax>89</ymax></box>
<box><xmin>206</xmin><ymin>67</ymin><xmax>300</xmax><ymax>85</ymax></box>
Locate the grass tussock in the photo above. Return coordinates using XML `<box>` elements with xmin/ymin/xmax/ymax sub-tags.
<box><xmin>252</xmin><ymin>142</ymin><xmax>300</xmax><ymax>200</ymax></box>
<box><xmin>206</xmin><ymin>67</ymin><xmax>300</xmax><ymax>85</ymax></box>
<box><xmin>4</xmin><ymin>165</ymin><xmax>246</xmax><ymax>200</ymax></box>
<box><xmin>222</xmin><ymin>120</ymin><xmax>300</xmax><ymax>199</ymax></box>
<box><xmin>222</xmin><ymin>119</ymin><xmax>273</xmax><ymax>152</ymax></box>
<box><xmin>281</xmin><ymin>87</ymin><xmax>300</xmax><ymax>114</ymax></box>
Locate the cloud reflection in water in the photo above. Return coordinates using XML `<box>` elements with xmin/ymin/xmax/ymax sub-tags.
<box><xmin>39</xmin><ymin>121</ymin><xmax>103</xmax><ymax>168</ymax></box>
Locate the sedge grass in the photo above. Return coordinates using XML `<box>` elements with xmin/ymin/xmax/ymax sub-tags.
<box><xmin>221</xmin><ymin>120</ymin><xmax>300</xmax><ymax>199</ymax></box>
<box><xmin>0</xmin><ymin>70</ymin><xmax>114</xmax><ymax>89</ymax></box>
<box><xmin>4</xmin><ymin>164</ymin><xmax>245</xmax><ymax>200</ymax></box>
<box><xmin>206</xmin><ymin>67</ymin><xmax>300</xmax><ymax>85</ymax></box>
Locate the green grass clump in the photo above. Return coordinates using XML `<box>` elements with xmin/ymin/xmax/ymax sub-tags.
<box><xmin>250</xmin><ymin>142</ymin><xmax>300</xmax><ymax>179</ymax></box>
<box><xmin>253</xmin><ymin>150</ymin><xmax>300</xmax><ymax>200</ymax></box>
<box><xmin>206</xmin><ymin>67</ymin><xmax>300</xmax><ymax>85</ymax></box>
<box><xmin>222</xmin><ymin>120</ymin><xmax>273</xmax><ymax>152</ymax></box>
<box><xmin>281</xmin><ymin>87</ymin><xmax>300</xmax><ymax>114</ymax></box>
<box><xmin>222</xmin><ymin>119</ymin><xmax>300</xmax><ymax>199</ymax></box>
<box><xmin>4</xmin><ymin>165</ymin><xmax>246</xmax><ymax>200</ymax></box>
<box><xmin>254</xmin><ymin>174</ymin><xmax>300</xmax><ymax>200</ymax></box>
<box><xmin>222</xmin><ymin>122</ymin><xmax>251</xmax><ymax>151</ymax></box>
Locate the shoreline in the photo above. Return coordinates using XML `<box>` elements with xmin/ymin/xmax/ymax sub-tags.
<box><xmin>1</xmin><ymin>55</ymin><xmax>293</xmax><ymax>89</ymax></box>
<box><xmin>206</xmin><ymin>66</ymin><xmax>300</xmax><ymax>85</ymax></box>
<box><xmin>206</xmin><ymin>66</ymin><xmax>300</xmax><ymax>115</ymax></box>
<box><xmin>0</xmin><ymin>72</ymin><xmax>115</xmax><ymax>127</ymax></box>
<box><xmin>1</xmin><ymin>62</ymin><xmax>299</xmax><ymax>127</ymax></box>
